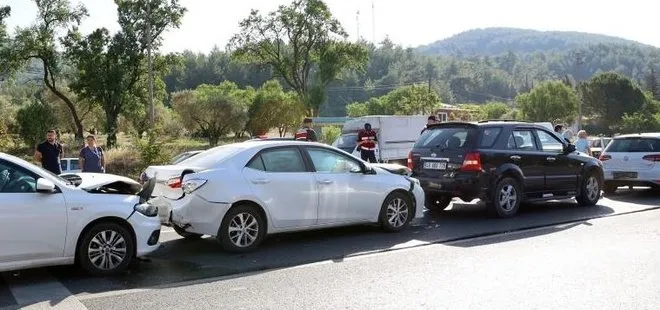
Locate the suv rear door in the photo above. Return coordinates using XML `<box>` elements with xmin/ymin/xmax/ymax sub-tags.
<box><xmin>601</xmin><ymin>136</ymin><xmax>660</xmax><ymax>177</ymax></box>
<box><xmin>410</xmin><ymin>123</ymin><xmax>479</xmax><ymax>179</ymax></box>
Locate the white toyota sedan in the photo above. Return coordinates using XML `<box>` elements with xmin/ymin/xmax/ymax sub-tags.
<box><xmin>599</xmin><ymin>133</ymin><xmax>660</xmax><ymax>193</ymax></box>
<box><xmin>147</xmin><ymin>140</ymin><xmax>425</xmax><ymax>252</ymax></box>
<box><xmin>0</xmin><ymin>152</ymin><xmax>161</xmax><ymax>276</ymax></box>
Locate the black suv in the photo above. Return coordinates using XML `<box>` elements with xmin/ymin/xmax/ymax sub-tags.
<box><xmin>408</xmin><ymin>121</ymin><xmax>604</xmax><ymax>218</ymax></box>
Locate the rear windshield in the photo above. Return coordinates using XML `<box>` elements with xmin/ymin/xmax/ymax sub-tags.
<box><xmin>414</xmin><ymin>126</ymin><xmax>477</xmax><ymax>149</ymax></box>
<box><xmin>335</xmin><ymin>134</ymin><xmax>358</xmax><ymax>148</ymax></box>
<box><xmin>605</xmin><ymin>138</ymin><xmax>660</xmax><ymax>152</ymax></box>
<box><xmin>178</xmin><ymin>145</ymin><xmax>244</xmax><ymax>168</ymax></box>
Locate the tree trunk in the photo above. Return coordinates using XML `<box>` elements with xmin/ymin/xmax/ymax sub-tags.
<box><xmin>208</xmin><ymin>135</ymin><xmax>219</xmax><ymax>147</ymax></box>
<box><xmin>105</xmin><ymin>111</ymin><xmax>119</xmax><ymax>149</ymax></box>
<box><xmin>42</xmin><ymin>62</ymin><xmax>84</xmax><ymax>143</ymax></box>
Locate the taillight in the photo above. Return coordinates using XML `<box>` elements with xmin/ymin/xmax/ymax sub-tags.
<box><xmin>167</xmin><ymin>177</ymin><xmax>182</xmax><ymax>188</ymax></box>
<box><xmin>407</xmin><ymin>151</ymin><xmax>414</xmax><ymax>169</ymax></box>
<box><xmin>599</xmin><ymin>154</ymin><xmax>611</xmax><ymax>161</ymax></box>
<box><xmin>642</xmin><ymin>154</ymin><xmax>660</xmax><ymax>162</ymax></box>
<box><xmin>461</xmin><ymin>152</ymin><xmax>482</xmax><ymax>172</ymax></box>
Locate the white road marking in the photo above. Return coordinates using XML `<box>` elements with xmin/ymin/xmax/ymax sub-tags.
<box><xmin>3</xmin><ymin>270</ymin><xmax>87</xmax><ymax>309</ymax></box>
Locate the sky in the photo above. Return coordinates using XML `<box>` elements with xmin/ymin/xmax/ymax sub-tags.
<box><xmin>4</xmin><ymin>0</ymin><xmax>658</xmax><ymax>53</ymax></box>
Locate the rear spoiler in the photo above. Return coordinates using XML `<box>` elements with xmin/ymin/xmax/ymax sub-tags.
<box><xmin>426</xmin><ymin>122</ymin><xmax>479</xmax><ymax>129</ymax></box>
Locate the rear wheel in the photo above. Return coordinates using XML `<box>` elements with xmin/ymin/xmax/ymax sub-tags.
<box><xmin>218</xmin><ymin>204</ymin><xmax>266</xmax><ymax>253</ymax></box>
<box><xmin>576</xmin><ymin>172</ymin><xmax>601</xmax><ymax>206</ymax></box>
<box><xmin>488</xmin><ymin>177</ymin><xmax>521</xmax><ymax>218</ymax></box>
<box><xmin>379</xmin><ymin>192</ymin><xmax>413</xmax><ymax>232</ymax></box>
<box><xmin>173</xmin><ymin>225</ymin><xmax>203</xmax><ymax>240</ymax></box>
<box><xmin>425</xmin><ymin>195</ymin><xmax>451</xmax><ymax>212</ymax></box>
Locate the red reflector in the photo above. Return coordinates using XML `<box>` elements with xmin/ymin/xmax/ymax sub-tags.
<box><xmin>407</xmin><ymin>151</ymin><xmax>414</xmax><ymax>169</ymax></box>
<box><xmin>599</xmin><ymin>154</ymin><xmax>611</xmax><ymax>161</ymax></box>
<box><xmin>167</xmin><ymin>177</ymin><xmax>182</xmax><ymax>188</ymax></box>
<box><xmin>642</xmin><ymin>154</ymin><xmax>660</xmax><ymax>162</ymax></box>
<box><xmin>461</xmin><ymin>152</ymin><xmax>482</xmax><ymax>172</ymax></box>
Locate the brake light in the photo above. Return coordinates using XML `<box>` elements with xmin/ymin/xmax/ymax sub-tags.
<box><xmin>167</xmin><ymin>177</ymin><xmax>182</xmax><ymax>188</ymax></box>
<box><xmin>599</xmin><ymin>154</ymin><xmax>611</xmax><ymax>161</ymax></box>
<box><xmin>407</xmin><ymin>151</ymin><xmax>414</xmax><ymax>169</ymax></box>
<box><xmin>461</xmin><ymin>152</ymin><xmax>482</xmax><ymax>172</ymax></box>
<box><xmin>642</xmin><ymin>154</ymin><xmax>660</xmax><ymax>162</ymax></box>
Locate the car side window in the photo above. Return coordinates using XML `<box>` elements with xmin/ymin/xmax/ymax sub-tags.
<box><xmin>536</xmin><ymin>130</ymin><xmax>564</xmax><ymax>153</ymax></box>
<box><xmin>307</xmin><ymin>148</ymin><xmax>361</xmax><ymax>173</ymax></box>
<box><xmin>257</xmin><ymin>148</ymin><xmax>307</xmax><ymax>173</ymax></box>
<box><xmin>507</xmin><ymin>130</ymin><xmax>538</xmax><ymax>151</ymax></box>
<box><xmin>0</xmin><ymin>160</ymin><xmax>38</xmax><ymax>193</ymax></box>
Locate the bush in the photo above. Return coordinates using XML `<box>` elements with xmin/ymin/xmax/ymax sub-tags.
<box><xmin>16</xmin><ymin>101</ymin><xmax>58</xmax><ymax>148</ymax></box>
<box><xmin>104</xmin><ymin>146</ymin><xmax>142</xmax><ymax>180</ymax></box>
<box><xmin>320</xmin><ymin>126</ymin><xmax>341</xmax><ymax>145</ymax></box>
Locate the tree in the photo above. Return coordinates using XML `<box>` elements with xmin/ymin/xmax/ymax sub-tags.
<box><xmin>63</xmin><ymin>0</ymin><xmax>186</xmax><ymax>148</ymax></box>
<box><xmin>246</xmin><ymin>80</ymin><xmax>304</xmax><ymax>137</ymax></box>
<box><xmin>228</xmin><ymin>0</ymin><xmax>368</xmax><ymax>116</ymax></box>
<box><xmin>345</xmin><ymin>84</ymin><xmax>441</xmax><ymax>116</ymax></box>
<box><xmin>515</xmin><ymin>80</ymin><xmax>578</xmax><ymax>123</ymax></box>
<box><xmin>172</xmin><ymin>82</ymin><xmax>251</xmax><ymax>146</ymax></box>
<box><xmin>4</xmin><ymin>0</ymin><xmax>87</xmax><ymax>141</ymax></box>
<box><xmin>16</xmin><ymin>101</ymin><xmax>58</xmax><ymax>147</ymax></box>
<box><xmin>579</xmin><ymin>72</ymin><xmax>647</xmax><ymax>132</ymax></box>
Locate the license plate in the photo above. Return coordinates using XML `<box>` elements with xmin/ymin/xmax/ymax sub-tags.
<box><xmin>423</xmin><ymin>161</ymin><xmax>447</xmax><ymax>170</ymax></box>
<box><xmin>613</xmin><ymin>172</ymin><xmax>637</xmax><ymax>179</ymax></box>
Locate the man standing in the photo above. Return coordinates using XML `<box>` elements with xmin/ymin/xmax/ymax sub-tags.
<box><xmin>421</xmin><ymin>115</ymin><xmax>438</xmax><ymax>134</ymax></box>
<box><xmin>357</xmin><ymin>123</ymin><xmax>378</xmax><ymax>163</ymax></box>
<box><xmin>294</xmin><ymin>117</ymin><xmax>318</xmax><ymax>142</ymax></box>
<box><xmin>34</xmin><ymin>129</ymin><xmax>63</xmax><ymax>175</ymax></box>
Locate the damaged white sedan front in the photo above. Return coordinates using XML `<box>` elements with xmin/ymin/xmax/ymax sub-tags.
<box><xmin>146</xmin><ymin>140</ymin><xmax>425</xmax><ymax>252</ymax></box>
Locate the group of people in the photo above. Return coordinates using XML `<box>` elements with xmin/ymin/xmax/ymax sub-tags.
<box><xmin>33</xmin><ymin>129</ymin><xmax>105</xmax><ymax>175</ymax></box>
<box><xmin>554</xmin><ymin>124</ymin><xmax>593</xmax><ymax>156</ymax></box>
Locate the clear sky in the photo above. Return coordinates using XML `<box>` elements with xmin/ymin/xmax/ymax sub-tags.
<box><xmin>5</xmin><ymin>0</ymin><xmax>658</xmax><ymax>53</ymax></box>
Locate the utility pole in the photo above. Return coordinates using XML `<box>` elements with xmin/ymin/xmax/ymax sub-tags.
<box><xmin>371</xmin><ymin>0</ymin><xmax>376</xmax><ymax>43</ymax></box>
<box><xmin>146</xmin><ymin>0</ymin><xmax>154</xmax><ymax>125</ymax></box>
<box><xmin>356</xmin><ymin>10</ymin><xmax>360</xmax><ymax>41</ymax></box>
<box><xmin>574</xmin><ymin>51</ymin><xmax>584</xmax><ymax>131</ymax></box>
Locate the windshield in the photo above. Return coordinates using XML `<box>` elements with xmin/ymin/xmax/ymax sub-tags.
<box><xmin>605</xmin><ymin>138</ymin><xmax>660</xmax><ymax>152</ymax></box>
<box><xmin>335</xmin><ymin>134</ymin><xmax>358</xmax><ymax>149</ymax></box>
<box><xmin>2</xmin><ymin>154</ymin><xmax>73</xmax><ymax>186</ymax></box>
<box><xmin>177</xmin><ymin>145</ymin><xmax>245</xmax><ymax>169</ymax></box>
<box><xmin>414</xmin><ymin>126</ymin><xmax>477</xmax><ymax>149</ymax></box>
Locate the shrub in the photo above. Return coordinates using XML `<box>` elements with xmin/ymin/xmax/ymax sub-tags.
<box><xmin>16</xmin><ymin>101</ymin><xmax>58</xmax><ymax>148</ymax></box>
<box><xmin>320</xmin><ymin>126</ymin><xmax>341</xmax><ymax>145</ymax></box>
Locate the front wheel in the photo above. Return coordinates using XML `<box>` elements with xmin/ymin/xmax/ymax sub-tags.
<box><xmin>576</xmin><ymin>172</ymin><xmax>601</xmax><ymax>206</ymax></box>
<box><xmin>78</xmin><ymin>222</ymin><xmax>135</xmax><ymax>276</ymax></box>
<box><xmin>488</xmin><ymin>177</ymin><xmax>522</xmax><ymax>218</ymax></box>
<box><xmin>218</xmin><ymin>205</ymin><xmax>266</xmax><ymax>253</ymax></box>
<box><xmin>379</xmin><ymin>192</ymin><xmax>413</xmax><ymax>232</ymax></box>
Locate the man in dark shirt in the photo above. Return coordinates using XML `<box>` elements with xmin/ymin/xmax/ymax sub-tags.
<box><xmin>357</xmin><ymin>123</ymin><xmax>378</xmax><ymax>163</ymax></box>
<box><xmin>34</xmin><ymin>129</ymin><xmax>63</xmax><ymax>175</ymax></box>
<box><xmin>294</xmin><ymin>117</ymin><xmax>318</xmax><ymax>142</ymax></box>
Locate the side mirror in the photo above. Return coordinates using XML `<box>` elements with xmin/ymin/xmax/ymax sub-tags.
<box><xmin>36</xmin><ymin>178</ymin><xmax>56</xmax><ymax>193</ymax></box>
<box><xmin>564</xmin><ymin>144</ymin><xmax>576</xmax><ymax>154</ymax></box>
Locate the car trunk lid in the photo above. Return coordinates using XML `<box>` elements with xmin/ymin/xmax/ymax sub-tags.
<box><xmin>410</xmin><ymin>123</ymin><xmax>480</xmax><ymax>178</ymax></box>
<box><xmin>600</xmin><ymin>137</ymin><xmax>660</xmax><ymax>171</ymax></box>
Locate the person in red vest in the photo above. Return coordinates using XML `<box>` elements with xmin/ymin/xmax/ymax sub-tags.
<box><xmin>294</xmin><ymin>117</ymin><xmax>317</xmax><ymax>141</ymax></box>
<box><xmin>357</xmin><ymin>123</ymin><xmax>378</xmax><ymax>163</ymax></box>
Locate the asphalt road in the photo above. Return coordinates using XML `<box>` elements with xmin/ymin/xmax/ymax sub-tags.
<box><xmin>1</xmin><ymin>188</ymin><xmax>659</xmax><ymax>309</ymax></box>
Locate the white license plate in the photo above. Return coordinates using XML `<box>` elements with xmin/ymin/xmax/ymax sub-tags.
<box><xmin>423</xmin><ymin>161</ymin><xmax>447</xmax><ymax>170</ymax></box>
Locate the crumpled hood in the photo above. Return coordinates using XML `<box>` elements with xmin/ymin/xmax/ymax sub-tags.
<box><xmin>61</xmin><ymin>172</ymin><xmax>143</xmax><ymax>194</ymax></box>
<box><xmin>369</xmin><ymin>163</ymin><xmax>412</xmax><ymax>176</ymax></box>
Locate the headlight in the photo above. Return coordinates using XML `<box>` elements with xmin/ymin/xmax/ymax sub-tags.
<box><xmin>182</xmin><ymin>179</ymin><xmax>207</xmax><ymax>194</ymax></box>
<box><xmin>134</xmin><ymin>203</ymin><xmax>158</xmax><ymax>217</ymax></box>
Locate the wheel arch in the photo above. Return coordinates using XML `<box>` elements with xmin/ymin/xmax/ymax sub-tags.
<box><xmin>74</xmin><ymin>216</ymin><xmax>136</xmax><ymax>264</ymax></box>
<box><xmin>228</xmin><ymin>200</ymin><xmax>269</xmax><ymax>233</ymax></box>
<box><xmin>494</xmin><ymin>165</ymin><xmax>525</xmax><ymax>190</ymax></box>
<box><xmin>385</xmin><ymin>188</ymin><xmax>417</xmax><ymax>218</ymax></box>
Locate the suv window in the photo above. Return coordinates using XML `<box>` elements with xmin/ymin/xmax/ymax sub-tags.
<box><xmin>307</xmin><ymin>148</ymin><xmax>361</xmax><ymax>173</ymax></box>
<box><xmin>415</xmin><ymin>127</ymin><xmax>475</xmax><ymax>149</ymax></box>
<box><xmin>249</xmin><ymin>147</ymin><xmax>307</xmax><ymax>173</ymax></box>
<box><xmin>0</xmin><ymin>160</ymin><xmax>38</xmax><ymax>193</ymax></box>
<box><xmin>536</xmin><ymin>130</ymin><xmax>564</xmax><ymax>153</ymax></box>
<box><xmin>606</xmin><ymin>138</ymin><xmax>660</xmax><ymax>152</ymax></box>
<box><xmin>479</xmin><ymin>127</ymin><xmax>502</xmax><ymax>148</ymax></box>
<box><xmin>507</xmin><ymin>130</ymin><xmax>538</xmax><ymax>151</ymax></box>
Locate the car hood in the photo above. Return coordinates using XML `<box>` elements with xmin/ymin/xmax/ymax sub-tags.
<box><xmin>369</xmin><ymin>163</ymin><xmax>412</xmax><ymax>176</ymax></box>
<box><xmin>60</xmin><ymin>173</ymin><xmax>153</xmax><ymax>201</ymax></box>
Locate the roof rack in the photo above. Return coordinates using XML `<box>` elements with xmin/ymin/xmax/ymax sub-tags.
<box><xmin>477</xmin><ymin>119</ymin><xmax>522</xmax><ymax>123</ymax></box>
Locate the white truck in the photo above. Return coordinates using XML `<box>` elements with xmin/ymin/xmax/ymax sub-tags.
<box><xmin>332</xmin><ymin>115</ymin><xmax>428</xmax><ymax>165</ymax></box>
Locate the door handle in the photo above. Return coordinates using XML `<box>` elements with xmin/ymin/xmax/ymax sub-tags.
<box><xmin>317</xmin><ymin>179</ymin><xmax>333</xmax><ymax>185</ymax></box>
<box><xmin>251</xmin><ymin>178</ymin><xmax>270</xmax><ymax>184</ymax></box>
<box><xmin>510</xmin><ymin>155</ymin><xmax>521</xmax><ymax>160</ymax></box>
<box><xmin>546</xmin><ymin>157</ymin><xmax>556</xmax><ymax>162</ymax></box>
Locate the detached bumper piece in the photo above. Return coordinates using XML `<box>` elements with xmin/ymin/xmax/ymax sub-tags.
<box><xmin>147</xmin><ymin>229</ymin><xmax>161</xmax><ymax>246</ymax></box>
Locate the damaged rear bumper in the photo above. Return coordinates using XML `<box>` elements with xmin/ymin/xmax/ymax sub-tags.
<box><xmin>150</xmin><ymin>194</ymin><xmax>232</xmax><ymax>237</ymax></box>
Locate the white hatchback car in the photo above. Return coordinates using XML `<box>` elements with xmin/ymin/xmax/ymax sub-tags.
<box><xmin>147</xmin><ymin>140</ymin><xmax>425</xmax><ymax>252</ymax></box>
<box><xmin>599</xmin><ymin>133</ymin><xmax>660</xmax><ymax>193</ymax></box>
<box><xmin>0</xmin><ymin>152</ymin><xmax>161</xmax><ymax>276</ymax></box>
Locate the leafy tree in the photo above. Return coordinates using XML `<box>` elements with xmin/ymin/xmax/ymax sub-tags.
<box><xmin>515</xmin><ymin>80</ymin><xmax>578</xmax><ymax>123</ymax></box>
<box><xmin>346</xmin><ymin>84</ymin><xmax>441</xmax><ymax>116</ymax></box>
<box><xmin>63</xmin><ymin>0</ymin><xmax>186</xmax><ymax>148</ymax></box>
<box><xmin>480</xmin><ymin>102</ymin><xmax>510</xmax><ymax>119</ymax></box>
<box><xmin>228</xmin><ymin>0</ymin><xmax>368</xmax><ymax>116</ymax></box>
<box><xmin>246</xmin><ymin>80</ymin><xmax>304</xmax><ymax>137</ymax></box>
<box><xmin>16</xmin><ymin>101</ymin><xmax>58</xmax><ymax>147</ymax></box>
<box><xmin>579</xmin><ymin>72</ymin><xmax>647</xmax><ymax>132</ymax></box>
<box><xmin>5</xmin><ymin>0</ymin><xmax>87</xmax><ymax>140</ymax></box>
<box><xmin>172</xmin><ymin>82</ymin><xmax>251</xmax><ymax>146</ymax></box>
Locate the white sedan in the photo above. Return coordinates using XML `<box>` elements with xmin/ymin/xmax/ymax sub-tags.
<box><xmin>0</xmin><ymin>152</ymin><xmax>161</xmax><ymax>276</ymax></box>
<box><xmin>147</xmin><ymin>140</ymin><xmax>425</xmax><ymax>252</ymax></box>
<box><xmin>599</xmin><ymin>133</ymin><xmax>660</xmax><ymax>193</ymax></box>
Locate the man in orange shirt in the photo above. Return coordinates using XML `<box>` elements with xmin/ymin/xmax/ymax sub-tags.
<box><xmin>357</xmin><ymin>123</ymin><xmax>378</xmax><ymax>163</ymax></box>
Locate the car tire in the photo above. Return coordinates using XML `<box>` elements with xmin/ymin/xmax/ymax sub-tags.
<box><xmin>379</xmin><ymin>191</ymin><xmax>413</xmax><ymax>232</ymax></box>
<box><xmin>576</xmin><ymin>172</ymin><xmax>601</xmax><ymax>206</ymax></box>
<box><xmin>425</xmin><ymin>195</ymin><xmax>451</xmax><ymax>212</ymax></box>
<box><xmin>218</xmin><ymin>204</ymin><xmax>266</xmax><ymax>253</ymax></box>
<box><xmin>488</xmin><ymin>177</ymin><xmax>521</xmax><ymax>218</ymax></box>
<box><xmin>173</xmin><ymin>225</ymin><xmax>203</xmax><ymax>240</ymax></box>
<box><xmin>603</xmin><ymin>182</ymin><xmax>618</xmax><ymax>195</ymax></box>
<box><xmin>78</xmin><ymin>222</ymin><xmax>135</xmax><ymax>276</ymax></box>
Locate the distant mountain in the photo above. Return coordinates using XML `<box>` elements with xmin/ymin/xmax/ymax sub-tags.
<box><xmin>418</xmin><ymin>27</ymin><xmax>659</xmax><ymax>57</ymax></box>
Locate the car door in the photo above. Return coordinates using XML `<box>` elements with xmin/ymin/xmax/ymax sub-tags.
<box><xmin>534</xmin><ymin>129</ymin><xmax>579</xmax><ymax>192</ymax></box>
<box><xmin>303</xmin><ymin>146</ymin><xmax>382</xmax><ymax>225</ymax></box>
<box><xmin>0</xmin><ymin>160</ymin><xmax>67</xmax><ymax>263</ymax></box>
<box><xmin>242</xmin><ymin>146</ymin><xmax>318</xmax><ymax>228</ymax></box>
<box><xmin>504</xmin><ymin>128</ymin><xmax>546</xmax><ymax>194</ymax></box>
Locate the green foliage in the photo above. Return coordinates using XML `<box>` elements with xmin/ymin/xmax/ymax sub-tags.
<box><xmin>16</xmin><ymin>101</ymin><xmax>58</xmax><ymax>147</ymax></box>
<box><xmin>480</xmin><ymin>102</ymin><xmax>510</xmax><ymax>119</ymax></box>
<box><xmin>515</xmin><ymin>80</ymin><xmax>578</xmax><ymax>123</ymax></box>
<box><xmin>135</xmin><ymin>129</ymin><xmax>169</xmax><ymax>169</ymax></box>
<box><xmin>246</xmin><ymin>80</ymin><xmax>304</xmax><ymax>136</ymax></box>
<box><xmin>320</xmin><ymin>126</ymin><xmax>341</xmax><ymax>145</ymax></box>
<box><xmin>228</xmin><ymin>0</ymin><xmax>368</xmax><ymax>115</ymax></box>
<box><xmin>346</xmin><ymin>84</ymin><xmax>441</xmax><ymax>116</ymax></box>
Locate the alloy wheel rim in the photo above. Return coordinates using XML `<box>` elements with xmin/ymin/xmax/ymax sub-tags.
<box><xmin>88</xmin><ymin>230</ymin><xmax>127</xmax><ymax>270</ymax></box>
<box><xmin>228</xmin><ymin>212</ymin><xmax>259</xmax><ymax>247</ymax></box>
<box><xmin>499</xmin><ymin>184</ymin><xmax>517</xmax><ymax>211</ymax></box>
<box><xmin>386</xmin><ymin>197</ymin><xmax>409</xmax><ymax>228</ymax></box>
<box><xmin>586</xmin><ymin>176</ymin><xmax>599</xmax><ymax>201</ymax></box>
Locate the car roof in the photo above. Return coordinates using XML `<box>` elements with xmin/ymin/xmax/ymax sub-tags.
<box><xmin>241</xmin><ymin>140</ymin><xmax>331</xmax><ymax>148</ymax></box>
<box><xmin>426</xmin><ymin>120</ymin><xmax>549</xmax><ymax>129</ymax></box>
<box><xmin>613</xmin><ymin>132</ymin><xmax>660</xmax><ymax>139</ymax></box>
